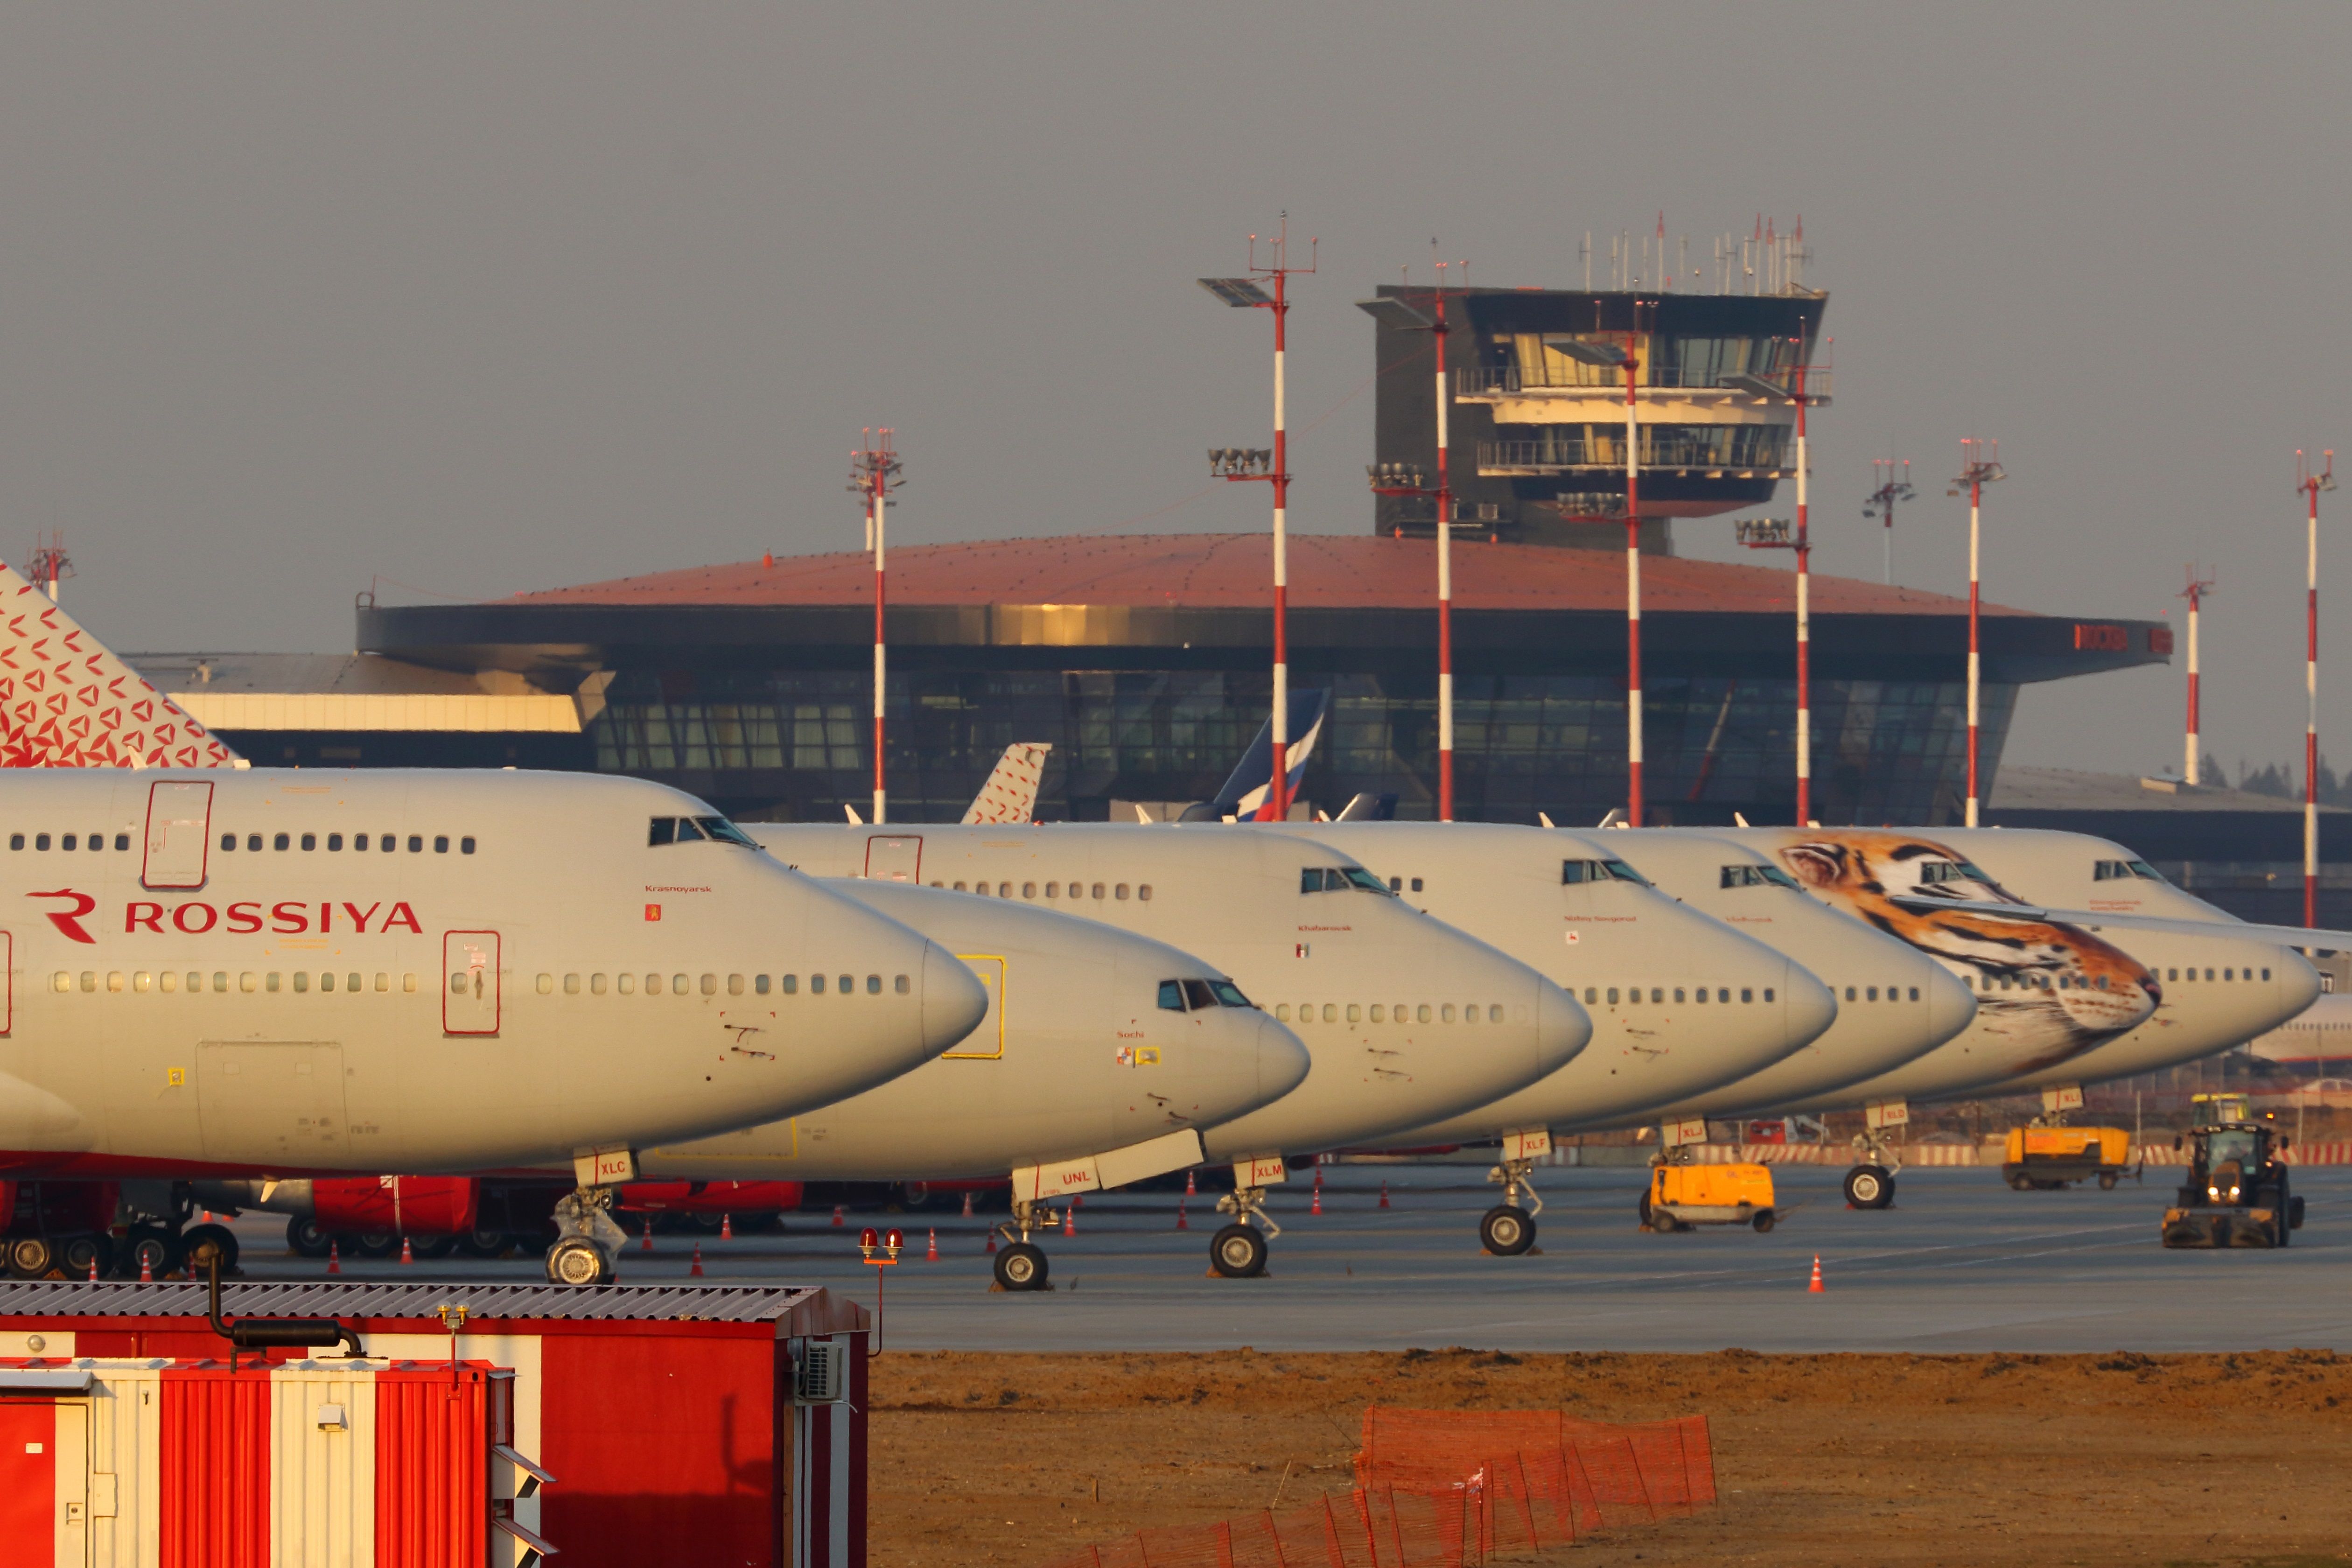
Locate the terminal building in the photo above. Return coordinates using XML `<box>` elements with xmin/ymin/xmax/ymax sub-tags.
<box><xmin>124</xmin><ymin>272</ymin><xmax>2172</xmax><ymax>831</ymax></box>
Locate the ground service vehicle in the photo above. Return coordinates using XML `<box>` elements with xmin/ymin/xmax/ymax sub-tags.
<box><xmin>2161</xmin><ymin>1120</ymin><xmax>2304</xmax><ymax>1248</ymax></box>
<box><xmin>2002</xmin><ymin>1127</ymin><xmax>2135</xmax><ymax>1190</ymax></box>
<box><xmin>1640</xmin><ymin>1161</ymin><xmax>1780</xmax><ymax>1233</ymax></box>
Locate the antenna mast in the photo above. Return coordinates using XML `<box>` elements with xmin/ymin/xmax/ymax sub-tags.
<box><xmin>2180</xmin><ymin>565</ymin><xmax>2216</xmax><ymax>786</ymax></box>
<box><xmin>849</xmin><ymin>429</ymin><xmax>904</xmax><ymax>825</ymax></box>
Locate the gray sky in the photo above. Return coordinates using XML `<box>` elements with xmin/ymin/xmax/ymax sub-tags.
<box><xmin>5</xmin><ymin>4</ymin><xmax>2348</xmax><ymax>779</ymax></box>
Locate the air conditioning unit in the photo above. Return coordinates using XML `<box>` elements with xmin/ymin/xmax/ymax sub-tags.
<box><xmin>796</xmin><ymin>1340</ymin><xmax>849</xmax><ymax>1404</ymax></box>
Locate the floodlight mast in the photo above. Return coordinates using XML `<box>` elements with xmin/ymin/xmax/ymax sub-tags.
<box><xmin>850</xmin><ymin>430</ymin><xmax>903</xmax><ymax>825</ymax></box>
<box><xmin>1863</xmin><ymin>460</ymin><xmax>1915</xmax><ymax>586</ymax></box>
<box><xmin>1948</xmin><ymin>440</ymin><xmax>2005</xmax><ymax>828</ymax></box>
<box><xmin>1731</xmin><ymin>346</ymin><xmax>1827</xmax><ymax>824</ymax></box>
<box><xmin>2180</xmin><ymin>565</ymin><xmax>2215</xmax><ymax>786</ymax></box>
<box><xmin>2299</xmin><ymin>449</ymin><xmax>2337</xmax><ymax>926</ymax></box>
<box><xmin>1550</xmin><ymin>326</ymin><xmax>1646</xmax><ymax>825</ymax></box>
<box><xmin>24</xmin><ymin>532</ymin><xmax>70</xmax><ymax>603</ymax></box>
<box><xmin>1199</xmin><ymin>217</ymin><xmax>1316</xmax><ymax>822</ymax></box>
<box><xmin>1357</xmin><ymin>258</ymin><xmax>1462</xmax><ymax>819</ymax></box>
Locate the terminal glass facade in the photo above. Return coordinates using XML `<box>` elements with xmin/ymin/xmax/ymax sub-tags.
<box><xmin>587</xmin><ymin>667</ymin><xmax>2016</xmax><ymax>828</ymax></box>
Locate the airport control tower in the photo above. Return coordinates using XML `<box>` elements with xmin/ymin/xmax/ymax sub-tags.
<box><xmin>1367</xmin><ymin>237</ymin><xmax>1824</xmax><ymax>551</ymax></box>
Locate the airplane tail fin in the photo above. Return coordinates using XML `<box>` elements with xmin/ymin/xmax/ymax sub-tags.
<box><xmin>1211</xmin><ymin>690</ymin><xmax>1328</xmax><ymax>822</ymax></box>
<box><xmin>961</xmin><ymin>743</ymin><xmax>1054</xmax><ymax>825</ymax></box>
<box><xmin>0</xmin><ymin>564</ymin><xmax>240</xmax><ymax>769</ymax></box>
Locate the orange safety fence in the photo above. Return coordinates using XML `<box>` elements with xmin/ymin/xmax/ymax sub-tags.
<box><xmin>1039</xmin><ymin>1410</ymin><xmax>1714</xmax><ymax>1568</ymax></box>
<box><xmin>1355</xmin><ymin>1408</ymin><xmax>1715</xmax><ymax>1517</ymax></box>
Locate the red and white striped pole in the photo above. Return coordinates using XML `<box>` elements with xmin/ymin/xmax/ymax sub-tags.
<box><xmin>2301</xmin><ymin>450</ymin><xmax>2335</xmax><ymax>927</ymax></box>
<box><xmin>851</xmin><ymin>429</ymin><xmax>901</xmax><ymax>826</ymax></box>
<box><xmin>1792</xmin><ymin>354</ymin><xmax>1812</xmax><ymax>827</ymax></box>
<box><xmin>2182</xmin><ymin>567</ymin><xmax>2212</xmax><ymax>786</ymax></box>
<box><xmin>1433</xmin><ymin>266</ymin><xmax>1455</xmax><ymax>821</ymax></box>
<box><xmin>1953</xmin><ymin>440</ymin><xmax>2003</xmax><ymax>830</ymax></box>
<box><xmin>1270</xmin><ymin>266</ymin><xmax>1291</xmax><ymax>825</ymax></box>
<box><xmin>1624</xmin><ymin>333</ymin><xmax>1644</xmax><ymax>827</ymax></box>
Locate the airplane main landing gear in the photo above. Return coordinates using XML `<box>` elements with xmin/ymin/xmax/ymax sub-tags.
<box><xmin>1844</xmin><ymin>1128</ymin><xmax>1900</xmax><ymax>1211</ymax></box>
<box><xmin>1209</xmin><ymin>1186</ymin><xmax>1279</xmax><ymax>1278</ymax></box>
<box><xmin>545</xmin><ymin>1187</ymin><xmax>626</xmax><ymax>1285</ymax></box>
<box><xmin>992</xmin><ymin>1198</ymin><xmax>1056</xmax><ymax>1291</ymax></box>
<box><xmin>1481</xmin><ymin>1155</ymin><xmax>1545</xmax><ymax>1256</ymax></box>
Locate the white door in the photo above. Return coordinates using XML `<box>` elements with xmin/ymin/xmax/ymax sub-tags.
<box><xmin>141</xmin><ymin>780</ymin><xmax>214</xmax><ymax>889</ymax></box>
<box><xmin>864</xmin><ymin>835</ymin><xmax>922</xmax><ymax>883</ymax></box>
<box><xmin>444</xmin><ymin>931</ymin><xmax>501</xmax><ymax>1036</ymax></box>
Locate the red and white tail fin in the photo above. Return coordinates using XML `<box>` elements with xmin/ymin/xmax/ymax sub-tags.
<box><xmin>0</xmin><ymin>563</ymin><xmax>241</xmax><ymax>769</ymax></box>
<box><xmin>961</xmin><ymin>742</ymin><xmax>1052</xmax><ymax>825</ymax></box>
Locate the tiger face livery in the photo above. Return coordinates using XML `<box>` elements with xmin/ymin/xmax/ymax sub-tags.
<box><xmin>1770</xmin><ymin>830</ymin><xmax>2158</xmax><ymax>1075</ymax></box>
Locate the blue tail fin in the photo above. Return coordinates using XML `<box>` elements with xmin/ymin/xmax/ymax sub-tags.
<box><xmin>1210</xmin><ymin>691</ymin><xmax>1328</xmax><ymax>821</ymax></box>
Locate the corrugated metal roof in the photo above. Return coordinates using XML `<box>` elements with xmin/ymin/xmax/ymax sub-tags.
<box><xmin>500</xmin><ymin>532</ymin><xmax>2034</xmax><ymax>620</ymax></box>
<box><xmin>0</xmin><ymin>1281</ymin><xmax>842</xmax><ymax>1324</ymax></box>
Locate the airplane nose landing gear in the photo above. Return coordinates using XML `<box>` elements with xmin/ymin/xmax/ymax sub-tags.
<box><xmin>545</xmin><ymin>1187</ymin><xmax>626</xmax><ymax>1285</ymax></box>
<box><xmin>992</xmin><ymin>1198</ymin><xmax>1056</xmax><ymax>1290</ymax></box>
<box><xmin>1482</xmin><ymin>1153</ymin><xmax>1546</xmax><ymax>1255</ymax></box>
<box><xmin>1209</xmin><ymin>1186</ymin><xmax>1280</xmax><ymax>1277</ymax></box>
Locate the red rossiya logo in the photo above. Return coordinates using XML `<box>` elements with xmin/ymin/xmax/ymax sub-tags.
<box><xmin>29</xmin><ymin>888</ymin><xmax>97</xmax><ymax>945</ymax></box>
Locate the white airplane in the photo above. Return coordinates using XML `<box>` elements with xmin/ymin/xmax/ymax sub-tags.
<box><xmin>0</xmin><ymin>767</ymin><xmax>991</xmax><ymax>1284</ymax></box>
<box><xmin>749</xmin><ymin>821</ymin><xmax>1589</xmax><ymax>1277</ymax></box>
<box><xmin>1701</xmin><ymin>826</ymin><xmax>2317</xmax><ymax>1204</ymax></box>
<box><xmin>203</xmin><ymin>880</ymin><xmax>1312</xmax><ymax>1291</ymax></box>
<box><xmin>1260</xmin><ymin>821</ymin><xmax>1840</xmax><ymax>1254</ymax></box>
<box><xmin>2246</xmin><ymin>991</ymin><xmax>2352</xmax><ymax>1072</ymax></box>
<box><xmin>961</xmin><ymin>743</ymin><xmax>1054</xmax><ymax>825</ymax></box>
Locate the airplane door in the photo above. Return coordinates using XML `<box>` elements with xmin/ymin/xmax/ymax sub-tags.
<box><xmin>195</xmin><ymin>1042</ymin><xmax>350</xmax><ymax>1162</ymax></box>
<box><xmin>865</xmin><ymin>835</ymin><xmax>922</xmax><ymax>883</ymax></box>
<box><xmin>444</xmin><ymin>931</ymin><xmax>501</xmax><ymax>1036</ymax></box>
<box><xmin>141</xmin><ymin>779</ymin><xmax>214</xmax><ymax>889</ymax></box>
<box><xmin>942</xmin><ymin>955</ymin><xmax>1004</xmax><ymax>1058</ymax></box>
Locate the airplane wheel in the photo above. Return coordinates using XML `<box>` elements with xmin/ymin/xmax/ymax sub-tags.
<box><xmin>455</xmin><ymin>1225</ymin><xmax>509</xmax><ymax>1259</ymax></box>
<box><xmin>286</xmin><ymin>1218</ymin><xmax>332</xmax><ymax>1258</ymax></box>
<box><xmin>355</xmin><ymin>1230</ymin><xmax>400</xmax><ymax>1259</ymax></box>
<box><xmin>1479</xmin><ymin>1205</ymin><xmax>1536</xmax><ymax>1256</ymax></box>
<box><xmin>1209</xmin><ymin>1224</ymin><xmax>1269</xmax><ymax>1279</ymax></box>
<box><xmin>546</xmin><ymin>1239</ymin><xmax>607</xmax><ymax>1287</ymax></box>
<box><xmin>6</xmin><ymin>1236</ymin><xmax>55</xmax><ymax>1279</ymax></box>
<box><xmin>1844</xmin><ymin>1165</ymin><xmax>1893</xmax><ymax>1210</ymax></box>
<box><xmin>182</xmin><ymin>1223</ymin><xmax>239</xmax><ymax>1274</ymax></box>
<box><xmin>993</xmin><ymin>1242</ymin><xmax>1050</xmax><ymax>1292</ymax></box>
<box><xmin>60</xmin><ymin>1235</ymin><xmax>110</xmax><ymax>1280</ymax></box>
<box><xmin>410</xmin><ymin>1234</ymin><xmax>459</xmax><ymax>1260</ymax></box>
<box><xmin>123</xmin><ymin>1230</ymin><xmax>176</xmax><ymax>1279</ymax></box>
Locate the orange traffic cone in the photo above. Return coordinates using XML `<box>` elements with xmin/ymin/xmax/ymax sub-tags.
<box><xmin>985</xmin><ymin>1227</ymin><xmax>998</xmax><ymax>1254</ymax></box>
<box><xmin>139</xmin><ymin>1253</ymin><xmax>152</xmax><ymax>1284</ymax></box>
<box><xmin>641</xmin><ymin>1218</ymin><xmax>654</xmax><ymax>1252</ymax></box>
<box><xmin>690</xmin><ymin>1242</ymin><xmax>705</xmax><ymax>1277</ymax></box>
<box><xmin>1062</xmin><ymin>1205</ymin><xmax>1076</xmax><ymax>1238</ymax></box>
<box><xmin>831</xmin><ymin>1205</ymin><xmax>845</xmax><ymax>1228</ymax></box>
<box><xmin>1185</xmin><ymin>1169</ymin><xmax>1197</xmax><ymax>1197</ymax></box>
<box><xmin>925</xmin><ymin>1228</ymin><xmax>939</xmax><ymax>1262</ymax></box>
<box><xmin>1311</xmin><ymin>1185</ymin><xmax>1323</xmax><ymax>1217</ymax></box>
<box><xmin>961</xmin><ymin>1191</ymin><xmax>975</xmax><ymax>1218</ymax></box>
<box><xmin>326</xmin><ymin>1241</ymin><xmax>341</xmax><ymax>1275</ymax></box>
<box><xmin>1808</xmin><ymin>1255</ymin><xmax>1824</xmax><ymax>1294</ymax></box>
<box><xmin>399</xmin><ymin>1237</ymin><xmax>414</xmax><ymax>1266</ymax></box>
<box><xmin>1313</xmin><ymin>1162</ymin><xmax>1324</xmax><ymax>1192</ymax></box>
<box><xmin>721</xmin><ymin>1212</ymin><xmax>734</xmax><ymax>1240</ymax></box>
<box><xmin>1379</xmin><ymin>1179</ymin><xmax>1391</xmax><ymax>1210</ymax></box>
<box><xmin>1176</xmin><ymin>1198</ymin><xmax>1189</xmax><ymax>1231</ymax></box>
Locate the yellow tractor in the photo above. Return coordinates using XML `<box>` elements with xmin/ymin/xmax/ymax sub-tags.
<box><xmin>1640</xmin><ymin>1161</ymin><xmax>1782</xmax><ymax>1233</ymax></box>
<box><xmin>2161</xmin><ymin>1119</ymin><xmax>2305</xmax><ymax>1248</ymax></box>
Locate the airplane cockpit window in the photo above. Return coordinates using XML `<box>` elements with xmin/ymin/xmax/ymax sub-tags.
<box><xmin>1161</xmin><ymin>977</ymin><xmax>1258</xmax><ymax>1010</ymax></box>
<box><xmin>649</xmin><ymin>815</ymin><xmax>762</xmax><ymax>849</ymax></box>
<box><xmin>1918</xmin><ymin>859</ymin><xmax>1997</xmax><ymax>887</ymax></box>
<box><xmin>1565</xmin><ymin>859</ymin><xmax>1651</xmax><ymax>887</ymax></box>
<box><xmin>1719</xmin><ymin>864</ymin><xmax>1799</xmax><ymax>890</ymax></box>
<box><xmin>1301</xmin><ymin>866</ymin><xmax>1394</xmax><ymax>895</ymax></box>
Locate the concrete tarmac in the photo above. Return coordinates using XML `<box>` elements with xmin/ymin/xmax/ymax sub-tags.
<box><xmin>224</xmin><ymin>1164</ymin><xmax>2352</xmax><ymax>1353</ymax></box>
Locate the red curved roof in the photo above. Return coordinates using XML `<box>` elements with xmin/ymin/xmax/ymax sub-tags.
<box><xmin>503</xmin><ymin>532</ymin><xmax>2031</xmax><ymax>618</ymax></box>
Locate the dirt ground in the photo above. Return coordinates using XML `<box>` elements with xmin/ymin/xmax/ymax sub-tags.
<box><xmin>872</xmin><ymin>1350</ymin><xmax>2352</xmax><ymax>1568</ymax></box>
